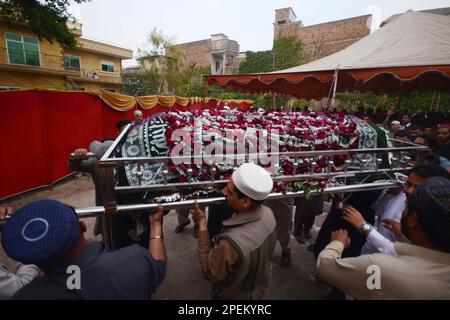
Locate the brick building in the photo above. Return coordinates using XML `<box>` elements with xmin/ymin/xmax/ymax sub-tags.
<box><xmin>274</xmin><ymin>7</ymin><xmax>371</xmax><ymax>62</ymax></box>
<box><xmin>172</xmin><ymin>33</ymin><xmax>242</xmax><ymax>75</ymax></box>
<box><xmin>169</xmin><ymin>8</ymin><xmax>372</xmax><ymax>75</ymax></box>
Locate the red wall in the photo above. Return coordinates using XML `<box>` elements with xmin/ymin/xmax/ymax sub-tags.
<box><xmin>0</xmin><ymin>91</ymin><xmax>252</xmax><ymax>199</ymax></box>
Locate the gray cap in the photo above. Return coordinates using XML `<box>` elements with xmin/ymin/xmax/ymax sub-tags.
<box><xmin>89</xmin><ymin>140</ymin><xmax>114</xmax><ymax>159</ymax></box>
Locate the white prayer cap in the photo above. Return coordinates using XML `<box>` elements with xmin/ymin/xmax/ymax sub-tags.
<box><xmin>232</xmin><ymin>163</ymin><xmax>273</xmax><ymax>201</ymax></box>
<box><xmin>391</xmin><ymin>120</ymin><xmax>401</xmax><ymax>126</ymax></box>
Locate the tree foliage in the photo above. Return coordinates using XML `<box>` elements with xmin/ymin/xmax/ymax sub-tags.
<box><xmin>336</xmin><ymin>91</ymin><xmax>450</xmax><ymax>112</ymax></box>
<box><xmin>128</xmin><ymin>28</ymin><xmax>186</xmax><ymax>95</ymax></box>
<box><xmin>124</xmin><ymin>29</ymin><xmax>215</xmax><ymax>97</ymax></box>
<box><xmin>181</xmin><ymin>65</ymin><xmax>210</xmax><ymax>97</ymax></box>
<box><xmin>137</xmin><ymin>27</ymin><xmax>176</xmax><ymax>57</ymax></box>
<box><xmin>122</xmin><ymin>69</ymin><xmax>161</xmax><ymax>96</ymax></box>
<box><xmin>236</xmin><ymin>37</ymin><xmax>307</xmax><ymax>108</ymax></box>
<box><xmin>273</xmin><ymin>36</ymin><xmax>307</xmax><ymax>70</ymax></box>
<box><xmin>238</xmin><ymin>37</ymin><xmax>306</xmax><ymax>75</ymax></box>
<box><xmin>0</xmin><ymin>0</ymin><xmax>88</xmax><ymax>47</ymax></box>
<box><xmin>165</xmin><ymin>45</ymin><xmax>186</xmax><ymax>94</ymax></box>
<box><xmin>238</xmin><ymin>50</ymin><xmax>273</xmax><ymax>75</ymax></box>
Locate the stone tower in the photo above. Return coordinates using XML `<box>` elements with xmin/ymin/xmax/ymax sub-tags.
<box><xmin>274</xmin><ymin>7</ymin><xmax>301</xmax><ymax>37</ymax></box>
<box><xmin>210</xmin><ymin>34</ymin><xmax>239</xmax><ymax>75</ymax></box>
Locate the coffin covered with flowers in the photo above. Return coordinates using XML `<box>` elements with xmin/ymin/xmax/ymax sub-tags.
<box><xmin>120</xmin><ymin>108</ymin><xmax>384</xmax><ymax>196</ymax></box>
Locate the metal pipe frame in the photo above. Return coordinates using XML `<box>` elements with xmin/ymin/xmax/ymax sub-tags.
<box><xmin>73</xmin><ymin>181</ymin><xmax>401</xmax><ymax>218</ymax></box>
<box><xmin>114</xmin><ymin>166</ymin><xmax>413</xmax><ymax>193</ymax></box>
<box><xmin>97</xmin><ymin>145</ymin><xmax>427</xmax><ymax>166</ymax></box>
<box><xmin>100</xmin><ymin>123</ymin><xmax>132</xmax><ymax>162</ymax></box>
<box><xmin>96</xmin><ymin>128</ymin><xmax>428</xmax><ymax>166</ymax></box>
<box><xmin>64</xmin><ymin>126</ymin><xmax>425</xmax><ymax>220</ymax></box>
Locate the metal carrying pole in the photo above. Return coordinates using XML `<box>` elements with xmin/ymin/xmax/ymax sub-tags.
<box><xmin>114</xmin><ymin>165</ymin><xmax>413</xmax><ymax>194</ymax></box>
<box><xmin>73</xmin><ymin>181</ymin><xmax>402</xmax><ymax>218</ymax></box>
<box><xmin>95</xmin><ymin>144</ymin><xmax>428</xmax><ymax>166</ymax></box>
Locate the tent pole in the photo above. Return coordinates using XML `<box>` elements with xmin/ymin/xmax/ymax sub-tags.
<box><xmin>398</xmin><ymin>92</ymin><xmax>403</xmax><ymax>111</ymax></box>
<box><xmin>436</xmin><ymin>93</ymin><xmax>441</xmax><ymax>111</ymax></box>
<box><xmin>324</xmin><ymin>97</ymin><xmax>329</xmax><ymax>111</ymax></box>
<box><xmin>430</xmin><ymin>91</ymin><xmax>435</xmax><ymax>111</ymax></box>
<box><xmin>330</xmin><ymin>65</ymin><xmax>339</xmax><ymax>110</ymax></box>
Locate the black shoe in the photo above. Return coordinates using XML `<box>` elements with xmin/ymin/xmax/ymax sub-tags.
<box><xmin>304</xmin><ymin>229</ymin><xmax>312</xmax><ymax>239</ymax></box>
<box><xmin>175</xmin><ymin>221</ymin><xmax>190</xmax><ymax>233</ymax></box>
<box><xmin>280</xmin><ymin>248</ymin><xmax>291</xmax><ymax>267</ymax></box>
<box><xmin>295</xmin><ymin>232</ymin><xmax>305</xmax><ymax>244</ymax></box>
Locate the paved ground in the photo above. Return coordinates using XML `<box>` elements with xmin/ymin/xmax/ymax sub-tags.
<box><xmin>0</xmin><ymin>175</ymin><xmax>330</xmax><ymax>300</ymax></box>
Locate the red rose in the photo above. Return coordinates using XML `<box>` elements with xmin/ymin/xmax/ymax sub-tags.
<box><xmin>165</xmin><ymin>128</ymin><xmax>174</xmax><ymax>138</ymax></box>
<box><xmin>273</xmin><ymin>183</ymin><xmax>283</xmax><ymax>193</ymax></box>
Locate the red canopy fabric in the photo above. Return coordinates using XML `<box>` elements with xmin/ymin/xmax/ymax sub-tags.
<box><xmin>205</xmin><ymin>65</ymin><xmax>450</xmax><ymax>99</ymax></box>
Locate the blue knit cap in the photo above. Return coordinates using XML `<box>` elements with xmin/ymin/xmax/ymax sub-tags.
<box><xmin>1</xmin><ymin>200</ymin><xmax>79</xmax><ymax>265</ymax></box>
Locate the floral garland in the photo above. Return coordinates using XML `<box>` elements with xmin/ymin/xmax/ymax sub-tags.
<box><xmin>133</xmin><ymin>108</ymin><xmax>364</xmax><ymax>204</ymax></box>
<box><xmin>164</xmin><ymin>108</ymin><xmax>359</xmax><ymax>182</ymax></box>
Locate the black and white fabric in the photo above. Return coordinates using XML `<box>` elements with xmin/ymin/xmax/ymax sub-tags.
<box><xmin>348</xmin><ymin>116</ymin><xmax>378</xmax><ymax>170</ymax></box>
<box><xmin>122</xmin><ymin>115</ymin><xmax>176</xmax><ymax>186</ymax></box>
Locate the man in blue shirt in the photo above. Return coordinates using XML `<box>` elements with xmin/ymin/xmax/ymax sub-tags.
<box><xmin>1</xmin><ymin>199</ymin><xmax>166</xmax><ymax>300</ymax></box>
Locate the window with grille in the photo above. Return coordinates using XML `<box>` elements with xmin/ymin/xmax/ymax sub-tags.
<box><xmin>64</xmin><ymin>55</ymin><xmax>81</xmax><ymax>71</ymax></box>
<box><xmin>101</xmin><ymin>61</ymin><xmax>115</xmax><ymax>73</ymax></box>
<box><xmin>6</xmin><ymin>32</ymin><xmax>40</xmax><ymax>66</ymax></box>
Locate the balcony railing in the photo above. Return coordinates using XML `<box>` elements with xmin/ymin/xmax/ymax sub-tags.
<box><xmin>211</xmin><ymin>39</ymin><xmax>239</xmax><ymax>53</ymax></box>
<box><xmin>0</xmin><ymin>46</ymin><xmax>62</xmax><ymax>70</ymax></box>
<box><xmin>70</xmin><ymin>68</ymin><xmax>122</xmax><ymax>84</ymax></box>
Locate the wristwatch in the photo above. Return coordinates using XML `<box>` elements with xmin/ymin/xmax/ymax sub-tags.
<box><xmin>360</xmin><ymin>223</ymin><xmax>373</xmax><ymax>236</ymax></box>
